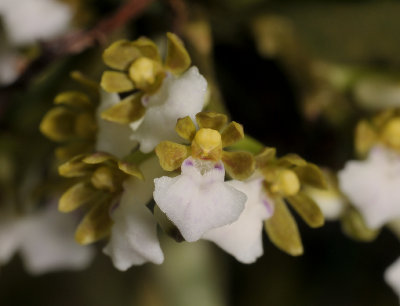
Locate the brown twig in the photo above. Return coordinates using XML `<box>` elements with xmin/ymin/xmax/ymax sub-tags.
<box><xmin>168</xmin><ymin>0</ymin><xmax>188</xmax><ymax>35</ymax></box>
<box><xmin>0</xmin><ymin>0</ymin><xmax>154</xmax><ymax>114</ymax></box>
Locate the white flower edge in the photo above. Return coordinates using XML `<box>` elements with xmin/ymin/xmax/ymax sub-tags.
<box><xmin>0</xmin><ymin>0</ymin><xmax>72</xmax><ymax>46</ymax></box>
<box><xmin>95</xmin><ymin>90</ymin><xmax>138</xmax><ymax>159</ymax></box>
<box><xmin>130</xmin><ymin>66</ymin><xmax>207</xmax><ymax>153</ymax></box>
<box><xmin>153</xmin><ymin>157</ymin><xmax>247</xmax><ymax>242</ymax></box>
<box><xmin>338</xmin><ymin>146</ymin><xmax>400</xmax><ymax>229</ymax></box>
<box><xmin>0</xmin><ymin>51</ymin><xmax>20</xmax><ymax>85</ymax></box>
<box><xmin>303</xmin><ymin>185</ymin><xmax>345</xmax><ymax>221</ymax></box>
<box><xmin>103</xmin><ymin>156</ymin><xmax>165</xmax><ymax>270</ymax></box>
<box><xmin>203</xmin><ymin>176</ymin><xmax>273</xmax><ymax>264</ymax></box>
<box><xmin>385</xmin><ymin>257</ymin><xmax>400</xmax><ymax>302</ymax></box>
<box><xmin>0</xmin><ymin>204</ymin><xmax>94</xmax><ymax>275</ymax></box>
<box><xmin>354</xmin><ymin>76</ymin><xmax>400</xmax><ymax>110</ymax></box>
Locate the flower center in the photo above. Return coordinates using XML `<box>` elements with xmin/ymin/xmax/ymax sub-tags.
<box><xmin>191</xmin><ymin>128</ymin><xmax>222</xmax><ymax>161</ymax></box>
<box><xmin>129</xmin><ymin>57</ymin><xmax>161</xmax><ymax>90</ymax></box>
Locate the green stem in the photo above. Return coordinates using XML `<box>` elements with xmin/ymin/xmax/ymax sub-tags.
<box><xmin>228</xmin><ymin>135</ymin><xmax>264</xmax><ymax>154</ymax></box>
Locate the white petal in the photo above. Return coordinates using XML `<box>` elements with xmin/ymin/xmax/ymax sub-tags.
<box><xmin>154</xmin><ymin>157</ymin><xmax>246</xmax><ymax>242</ymax></box>
<box><xmin>354</xmin><ymin>76</ymin><xmax>400</xmax><ymax>110</ymax></box>
<box><xmin>0</xmin><ymin>0</ymin><xmax>72</xmax><ymax>46</ymax></box>
<box><xmin>19</xmin><ymin>204</ymin><xmax>94</xmax><ymax>275</ymax></box>
<box><xmin>385</xmin><ymin>257</ymin><xmax>400</xmax><ymax>301</ymax></box>
<box><xmin>95</xmin><ymin>90</ymin><xmax>138</xmax><ymax>158</ymax></box>
<box><xmin>203</xmin><ymin>177</ymin><xmax>273</xmax><ymax>264</ymax></box>
<box><xmin>104</xmin><ymin>157</ymin><xmax>165</xmax><ymax>270</ymax></box>
<box><xmin>0</xmin><ymin>52</ymin><xmax>19</xmax><ymax>85</ymax></box>
<box><xmin>303</xmin><ymin>185</ymin><xmax>345</xmax><ymax>220</ymax></box>
<box><xmin>130</xmin><ymin>67</ymin><xmax>207</xmax><ymax>153</ymax></box>
<box><xmin>0</xmin><ymin>215</ymin><xmax>25</xmax><ymax>265</ymax></box>
<box><xmin>338</xmin><ymin>146</ymin><xmax>400</xmax><ymax>228</ymax></box>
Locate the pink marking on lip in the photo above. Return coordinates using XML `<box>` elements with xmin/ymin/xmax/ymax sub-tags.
<box><xmin>141</xmin><ymin>95</ymin><xmax>150</xmax><ymax>107</ymax></box>
<box><xmin>184</xmin><ymin>159</ymin><xmax>193</xmax><ymax>167</ymax></box>
<box><xmin>214</xmin><ymin>162</ymin><xmax>223</xmax><ymax>170</ymax></box>
<box><xmin>262</xmin><ymin>198</ymin><xmax>274</xmax><ymax>216</ymax></box>
<box><xmin>110</xmin><ymin>201</ymin><xmax>120</xmax><ymax>214</ymax></box>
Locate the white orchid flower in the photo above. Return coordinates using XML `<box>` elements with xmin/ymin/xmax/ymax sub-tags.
<box><xmin>103</xmin><ymin>156</ymin><xmax>165</xmax><ymax>270</ymax></box>
<box><xmin>339</xmin><ymin>146</ymin><xmax>400</xmax><ymax>229</ymax></box>
<box><xmin>154</xmin><ymin>156</ymin><xmax>246</xmax><ymax>242</ymax></box>
<box><xmin>385</xmin><ymin>257</ymin><xmax>400</xmax><ymax>302</ymax></box>
<box><xmin>130</xmin><ymin>67</ymin><xmax>207</xmax><ymax>153</ymax></box>
<box><xmin>0</xmin><ymin>0</ymin><xmax>72</xmax><ymax>46</ymax></box>
<box><xmin>203</xmin><ymin>176</ymin><xmax>274</xmax><ymax>263</ymax></box>
<box><xmin>0</xmin><ymin>204</ymin><xmax>94</xmax><ymax>274</ymax></box>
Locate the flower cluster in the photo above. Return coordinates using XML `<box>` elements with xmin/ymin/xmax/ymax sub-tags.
<box><xmin>338</xmin><ymin>108</ymin><xmax>400</xmax><ymax>299</ymax></box>
<box><xmin>339</xmin><ymin>109</ymin><xmax>400</xmax><ymax>230</ymax></box>
<box><xmin>35</xmin><ymin>33</ymin><xmax>330</xmax><ymax>271</ymax></box>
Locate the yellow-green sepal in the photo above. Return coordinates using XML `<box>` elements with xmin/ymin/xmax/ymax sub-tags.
<box><xmin>195</xmin><ymin>112</ymin><xmax>227</xmax><ymax>131</ymax></box>
<box><xmin>75</xmin><ymin>196</ymin><xmax>114</xmax><ymax>245</ymax></box>
<box><xmin>221</xmin><ymin>121</ymin><xmax>244</xmax><ymax>148</ymax></box>
<box><xmin>155</xmin><ymin>141</ymin><xmax>190</xmax><ymax>171</ymax></box>
<box><xmin>287</xmin><ymin>192</ymin><xmax>325</xmax><ymax>228</ymax></box>
<box><xmin>165</xmin><ymin>32</ymin><xmax>191</xmax><ymax>75</ymax></box>
<box><xmin>264</xmin><ymin>198</ymin><xmax>303</xmax><ymax>256</ymax></box>
<box><xmin>100</xmin><ymin>71</ymin><xmax>135</xmax><ymax>93</ymax></box>
<box><xmin>221</xmin><ymin>151</ymin><xmax>255</xmax><ymax>180</ymax></box>
<box><xmin>175</xmin><ymin>116</ymin><xmax>196</xmax><ymax>141</ymax></box>
<box><xmin>59</xmin><ymin>181</ymin><xmax>99</xmax><ymax>213</ymax></box>
<box><xmin>102</xmin><ymin>40</ymin><xmax>141</xmax><ymax>70</ymax></box>
<box><xmin>341</xmin><ymin>207</ymin><xmax>380</xmax><ymax>242</ymax></box>
<box><xmin>101</xmin><ymin>93</ymin><xmax>145</xmax><ymax>124</ymax></box>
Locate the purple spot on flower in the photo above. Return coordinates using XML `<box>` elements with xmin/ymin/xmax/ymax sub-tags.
<box><xmin>141</xmin><ymin>95</ymin><xmax>150</xmax><ymax>107</ymax></box>
<box><xmin>184</xmin><ymin>159</ymin><xmax>193</xmax><ymax>167</ymax></box>
<box><xmin>262</xmin><ymin>198</ymin><xmax>274</xmax><ymax>216</ymax></box>
<box><xmin>110</xmin><ymin>201</ymin><xmax>120</xmax><ymax>214</ymax></box>
<box><xmin>214</xmin><ymin>162</ymin><xmax>223</xmax><ymax>170</ymax></box>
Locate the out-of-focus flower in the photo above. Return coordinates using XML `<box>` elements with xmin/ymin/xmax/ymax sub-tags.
<box><xmin>339</xmin><ymin>146</ymin><xmax>400</xmax><ymax>229</ymax></box>
<box><xmin>58</xmin><ymin>152</ymin><xmax>165</xmax><ymax>270</ymax></box>
<box><xmin>0</xmin><ymin>204</ymin><xmax>94</xmax><ymax>274</ymax></box>
<box><xmin>256</xmin><ymin>147</ymin><xmax>326</xmax><ymax>256</ymax></box>
<box><xmin>58</xmin><ymin>152</ymin><xmax>143</xmax><ymax>245</ymax></box>
<box><xmin>0</xmin><ymin>0</ymin><xmax>72</xmax><ymax>46</ymax></box>
<box><xmin>385</xmin><ymin>257</ymin><xmax>400</xmax><ymax>302</ymax></box>
<box><xmin>154</xmin><ymin>112</ymin><xmax>255</xmax><ymax>242</ymax></box>
<box><xmin>0</xmin><ymin>51</ymin><xmax>21</xmax><ymax>84</ymax></box>
<box><xmin>203</xmin><ymin>176</ymin><xmax>273</xmax><ymax>264</ymax></box>
<box><xmin>354</xmin><ymin>76</ymin><xmax>400</xmax><ymax>111</ymax></box>
<box><xmin>354</xmin><ymin>109</ymin><xmax>400</xmax><ymax>158</ymax></box>
<box><xmin>100</xmin><ymin>33</ymin><xmax>206</xmax><ymax>153</ymax></box>
<box><xmin>303</xmin><ymin>170</ymin><xmax>345</xmax><ymax>221</ymax></box>
<box><xmin>40</xmin><ymin>72</ymin><xmax>136</xmax><ymax>160</ymax></box>
<box><xmin>104</xmin><ymin>157</ymin><xmax>165</xmax><ymax>270</ymax></box>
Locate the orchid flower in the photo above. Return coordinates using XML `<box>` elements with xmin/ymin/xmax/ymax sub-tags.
<box><xmin>0</xmin><ymin>0</ymin><xmax>72</xmax><ymax>46</ymax></box>
<box><xmin>100</xmin><ymin>33</ymin><xmax>207</xmax><ymax>153</ymax></box>
<box><xmin>153</xmin><ymin>112</ymin><xmax>255</xmax><ymax>242</ymax></box>
<box><xmin>385</xmin><ymin>257</ymin><xmax>400</xmax><ymax>302</ymax></box>
<box><xmin>103</xmin><ymin>156</ymin><xmax>165</xmax><ymax>270</ymax></box>
<box><xmin>0</xmin><ymin>204</ymin><xmax>93</xmax><ymax>274</ymax></box>
<box><xmin>339</xmin><ymin>146</ymin><xmax>400</xmax><ymax>229</ymax></box>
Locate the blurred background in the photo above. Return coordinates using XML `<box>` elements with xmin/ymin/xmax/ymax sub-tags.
<box><xmin>1</xmin><ymin>0</ymin><xmax>400</xmax><ymax>305</ymax></box>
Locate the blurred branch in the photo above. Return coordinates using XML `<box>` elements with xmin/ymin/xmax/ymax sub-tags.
<box><xmin>168</xmin><ymin>0</ymin><xmax>188</xmax><ymax>35</ymax></box>
<box><xmin>0</xmin><ymin>0</ymin><xmax>154</xmax><ymax>114</ymax></box>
